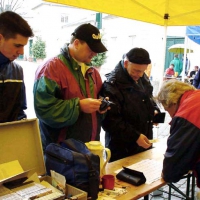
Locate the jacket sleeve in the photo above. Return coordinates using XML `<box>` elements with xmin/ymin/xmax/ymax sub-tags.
<box><xmin>162</xmin><ymin>116</ymin><xmax>200</xmax><ymax>183</ymax></box>
<box><xmin>33</xmin><ymin>76</ymin><xmax>80</xmax><ymax>128</ymax></box>
<box><xmin>100</xmin><ymin>82</ymin><xmax>141</xmax><ymax>142</ymax></box>
<box><xmin>17</xmin><ymin>81</ymin><xmax>27</xmax><ymax>120</ymax></box>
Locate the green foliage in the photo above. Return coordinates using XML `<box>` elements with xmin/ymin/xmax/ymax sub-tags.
<box><xmin>32</xmin><ymin>37</ymin><xmax>46</xmax><ymax>60</ymax></box>
<box><xmin>91</xmin><ymin>52</ymin><xmax>107</xmax><ymax>67</ymax></box>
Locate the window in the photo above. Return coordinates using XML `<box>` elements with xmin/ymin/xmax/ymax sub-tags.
<box><xmin>128</xmin><ymin>35</ymin><xmax>136</xmax><ymax>46</ymax></box>
<box><xmin>61</xmin><ymin>14</ymin><xmax>68</xmax><ymax>23</ymax></box>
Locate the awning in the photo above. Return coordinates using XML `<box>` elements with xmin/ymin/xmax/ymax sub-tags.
<box><xmin>186</xmin><ymin>26</ymin><xmax>200</xmax><ymax>45</ymax></box>
<box><xmin>43</xmin><ymin>0</ymin><xmax>200</xmax><ymax>83</ymax></box>
<box><xmin>43</xmin><ymin>0</ymin><xmax>200</xmax><ymax>26</ymax></box>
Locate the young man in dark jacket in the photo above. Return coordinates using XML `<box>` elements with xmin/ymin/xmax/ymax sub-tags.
<box><xmin>0</xmin><ymin>11</ymin><xmax>34</xmax><ymax>122</ymax></box>
<box><xmin>100</xmin><ymin>47</ymin><xmax>160</xmax><ymax>162</ymax></box>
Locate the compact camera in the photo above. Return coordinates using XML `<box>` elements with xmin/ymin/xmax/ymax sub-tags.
<box><xmin>99</xmin><ymin>98</ymin><xmax>115</xmax><ymax>111</ymax></box>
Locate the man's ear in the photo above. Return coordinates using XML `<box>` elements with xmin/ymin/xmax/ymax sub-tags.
<box><xmin>73</xmin><ymin>38</ymin><xmax>80</xmax><ymax>49</ymax></box>
<box><xmin>124</xmin><ymin>59</ymin><xmax>129</xmax><ymax>69</ymax></box>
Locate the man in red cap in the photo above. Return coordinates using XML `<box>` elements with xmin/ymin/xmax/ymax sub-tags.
<box><xmin>100</xmin><ymin>47</ymin><xmax>160</xmax><ymax>162</ymax></box>
<box><xmin>33</xmin><ymin>23</ymin><xmax>108</xmax><ymax>152</ymax></box>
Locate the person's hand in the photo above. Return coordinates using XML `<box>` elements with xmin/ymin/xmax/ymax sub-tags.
<box><xmin>154</xmin><ymin>110</ymin><xmax>159</xmax><ymax>115</ymax></box>
<box><xmin>98</xmin><ymin>106</ymin><xmax>111</xmax><ymax>114</ymax></box>
<box><xmin>79</xmin><ymin>98</ymin><xmax>102</xmax><ymax>113</ymax></box>
<box><xmin>153</xmin><ymin>110</ymin><xmax>159</xmax><ymax>126</ymax></box>
<box><xmin>98</xmin><ymin>97</ymin><xmax>111</xmax><ymax>114</ymax></box>
<box><xmin>136</xmin><ymin>134</ymin><xmax>152</xmax><ymax>149</ymax></box>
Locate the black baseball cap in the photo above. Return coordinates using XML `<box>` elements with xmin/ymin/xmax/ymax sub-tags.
<box><xmin>126</xmin><ymin>47</ymin><xmax>151</xmax><ymax>64</ymax></box>
<box><xmin>72</xmin><ymin>23</ymin><xmax>107</xmax><ymax>53</ymax></box>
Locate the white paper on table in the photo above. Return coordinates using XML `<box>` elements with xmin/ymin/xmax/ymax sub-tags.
<box><xmin>115</xmin><ymin>159</ymin><xmax>162</xmax><ymax>184</ymax></box>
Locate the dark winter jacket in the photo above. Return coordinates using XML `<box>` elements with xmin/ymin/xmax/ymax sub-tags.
<box><xmin>100</xmin><ymin>60</ymin><xmax>159</xmax><ymax>162</ymax></box>
<box><xmin>0</xmin><ymin>53</ymin><xmax>27</xmax><ymax>122</ymax></box>
<box><xmin>193</xmin><ymin>69</ymin><xmax>200</xmax><ymax>89</ymax></box>
<box><xmin>162</xmin><ymin>90</ymin><xmax>200</xmax><ymax>187</ymax></box>
<box><xmin>33</xmin><ymin>44</ymin><xmax>103</xmax><ymax>152</ymax></box>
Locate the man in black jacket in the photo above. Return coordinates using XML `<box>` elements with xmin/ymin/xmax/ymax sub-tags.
<box><xmin>100</xmin><ymin>47</ymin><xmax>160</xmax><ymax>162</ymax></box>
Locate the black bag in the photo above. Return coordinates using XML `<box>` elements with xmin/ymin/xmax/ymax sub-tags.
<box><xmin>45</xmin><ymin>138</ymin><xmax>100</xmax><ymax>200</ymax></box>
<box><xmin>116</xmin><ymin>166</ymin><xmax>146</xmax><ymax>186</ymax></box>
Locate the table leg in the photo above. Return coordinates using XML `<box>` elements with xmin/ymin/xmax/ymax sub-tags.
<box><xmin>168</xmin><ymin>184</ymin><xmax>171</xmax><ymax>200</ymax></box>
<box><xmin>191</xmin><ymin>173</ymin><xmax>195</xmax><ymax>200</ymax></box>
<box><xmin>168</xmin><ymin>183</ymin><xmax>192</xmax><ymax>200</ymax></box>
<box><xmin>186</xmin><ymin>173</ymin><xmax>191</xmax><ymax>197</ymax></box>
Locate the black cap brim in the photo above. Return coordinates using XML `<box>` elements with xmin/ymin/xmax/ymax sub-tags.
<box><xmin>88</xmin><ymin>41</ymin><xmax>107</xmax><ymax>53</ymax></box>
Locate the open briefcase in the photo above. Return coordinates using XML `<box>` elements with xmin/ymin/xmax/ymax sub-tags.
<box><xmin>0</xmin><ymin>118</ymin><xmax>87</xmax><ymax>199</ymax></box>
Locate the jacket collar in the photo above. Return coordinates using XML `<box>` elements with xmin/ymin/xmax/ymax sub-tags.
<box><xmin>0</xmin><ymin>52</ymin><xmax>10</xmax><ymax>66</ymax></box>
<box><xmin>60</xmin><ymin>43</ymin><xmax>95</xmax><ymax>74</ymax></box>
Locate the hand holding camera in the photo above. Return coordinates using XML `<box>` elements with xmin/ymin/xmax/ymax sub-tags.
<box><xmin>99</xmin><ymin>97</ymin><xmax>115</xmax><ymax>111</ymax></box>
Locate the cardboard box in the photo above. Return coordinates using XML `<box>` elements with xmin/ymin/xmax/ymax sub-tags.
<box><xmin>0</xmin><ymin>118</ymin><xmax>87</xmax><ymax>200</ymax></box>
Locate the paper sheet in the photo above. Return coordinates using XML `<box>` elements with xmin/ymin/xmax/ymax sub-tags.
<box><xmin>98</xmin><ymin>187</ymin><xmax>127</xmax><ymax>200</ymax></box>
<box><xmin>115</xmin><ymin>159</ymin><xmax>162</xmax><ymax>184</ymax></box>
<box><xmin>0</xmin><ymin>160</ymin><xmax>23</xmax><ymax>181</ymax></box>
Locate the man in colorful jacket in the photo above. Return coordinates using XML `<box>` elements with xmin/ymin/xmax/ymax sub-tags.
<box><xmin>157</xmin><ymin>80</ymin><xmax>200</xmax><ymax>187</ymax></box>
<box><xmin>33</xmin><ymin>23</ymin><xmax>108</xmax><ymax>152</ymax></box>
<box><xmin>0</xmin><ymin>11</ymin><xmax>34</xmax><ymax>122</ymax></box>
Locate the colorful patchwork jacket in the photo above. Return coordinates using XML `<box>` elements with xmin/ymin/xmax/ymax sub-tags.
<box><xmin>33</xmin><ymin>44</ymin><xmax>103</xmax><ymax>151</ymax></box>
<box><xmin>162</xmin><ymin>90</ymin><xmax>200</xmax><ymax>187</ymax></box>
<box><xmin>0</xmin><ymin>53</ymin><xmax>27</xmax><ymax>122</ymax></box>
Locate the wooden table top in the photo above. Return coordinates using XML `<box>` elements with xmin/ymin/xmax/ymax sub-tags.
<box><xmin>105</xmin><ymin>139</ymin><xmax>167</xmax><ymax>200</ymax></box>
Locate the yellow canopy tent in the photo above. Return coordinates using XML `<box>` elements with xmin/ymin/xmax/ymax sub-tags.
<box><xmin>43</xmin><ymin>0</ymin><xmax>200</xmax><ymax>26</ymax></box>
<box><xmin>43</xmin><ymin>0</ymin><xmax>200</xmax><ymax>83</ymax></box>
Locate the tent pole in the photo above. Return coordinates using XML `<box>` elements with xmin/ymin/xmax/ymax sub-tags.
<box><xmin>182</xmin><ymin>28</ymin><xmax>188</xmax><ymax>82</ymax></box>
<box><xmin>159</xmin><ymin>24</ymin><xmax>167</xmax><ymax>90</ymax></box>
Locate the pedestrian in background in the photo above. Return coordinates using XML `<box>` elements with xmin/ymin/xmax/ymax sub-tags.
<box><xmin>100</xmin><ymin>47</ymin><xmax>160</xmax><ymax>162</ymax></box>
<box><xmin>157</xmin><ymin>79</ymin><xmax>200</xmax><ymax>188</ymax></box>
<box><xmin>170</xmin><ymin>54</ymin><xmax>183</xmax><ymax>76</ymax></box>
<box><xmin>33</xmin><ymin>23</ymin><xmax>108</xmax><ymax>152</ymax></box>
<box><xmin>165</xmin><ymin>63</ymin><xmax>175</xmax><ymax>77</ymax></box>
<box><xmin>0</xmin><ymin>11</ymin><xmax>34</xmax><ymax>122</ymax></box>
<box><xmin>193</xmin><ymin>67</ymin><xmax>200</xmax><ymax>89</ymax></box>
<box><xmin>187</xmin><ymin>65</ymin><xmax>199</xmax><ymax>85</ymax></box>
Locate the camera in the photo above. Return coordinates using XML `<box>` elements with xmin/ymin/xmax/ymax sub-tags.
<box><xmin>99</xmin><ymin>98</ymin><xmax>115</xmax><ymax>111</ymax></box>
